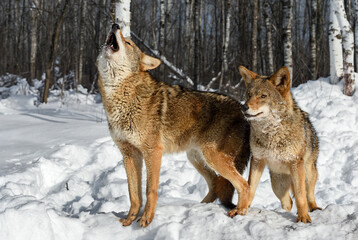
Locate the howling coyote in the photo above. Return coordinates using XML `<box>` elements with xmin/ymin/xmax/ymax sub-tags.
<box><xmin>96</xmin><ymin>24</ymin><xmax>251</xmax><ymax>227</ymax></box>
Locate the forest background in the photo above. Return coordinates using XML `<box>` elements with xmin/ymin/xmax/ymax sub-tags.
<box><xmin>0</xmin><ymin>0</ymin><xmax>357</xmax><ymax>101</ymax></box>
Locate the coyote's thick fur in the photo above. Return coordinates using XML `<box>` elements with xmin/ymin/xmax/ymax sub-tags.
<box><xmin>239</xmin><ymin>66</ymin><xmax>321</xmax><ymax>223</ymax></box>
<box><xmin>96</xmin><ymin>24</ymin><xmax>251</xmax><ymax>227</ymax></box>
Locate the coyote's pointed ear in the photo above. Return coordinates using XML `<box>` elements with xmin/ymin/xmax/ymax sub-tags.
<box><xmin>140</xmin><ymin>53</ymin><xmax>161</xmax><ymax>71</ymax></box>
<box><xmin>238</xmin><ymin>66</ymin><xmax>258</xmax><ymax>87</ymax></box>
<box><xmin>269</xmin><ymin>66</ymin><xmax>291</xmax><ymax>98</ymax></box>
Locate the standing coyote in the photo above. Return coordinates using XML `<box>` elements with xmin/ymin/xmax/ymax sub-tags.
<box><xmin>96</xmin><ymin>24</ymin><xmax>251</xmax><ymax>227</ymax></box>
<box><xmin>239</xmin><ymin>66</ymin><xmax>321</xmax><ymax>223</ymax></box>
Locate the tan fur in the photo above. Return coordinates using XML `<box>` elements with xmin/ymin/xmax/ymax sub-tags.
<box><xmin>96</xmin><ymin>26</ymin><xmax>251</xmax><ymax>227</ymax></box>
<box><xmin>239</xmin><ymin>66</ymin><xmax>321</xmax><ymax>223</ymax></box>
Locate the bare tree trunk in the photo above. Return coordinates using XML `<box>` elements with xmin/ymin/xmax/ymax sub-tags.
<box><xmin>329</xmin><ymin>0</ymin><xmax>344</xmax><ymax>84</ymax></box>
<box><xmin>166</xmin><ymin>0</ymin><xmax>174</xmax><ymax>53</ymax></box>
<box><xmin>193</xmin><ymin>0</ymin><xmax>201</xmax><ymax>89</ymax></box>
<box><xmin>252</xmin><ymin>0</ymin><xmax>259</xmax><ymax>72</ymax></box>
<box><xmin>43</xmin><ymin>0</ymin><xmax>70</xmax><ymax>103</ymax></box>
<box><xmin>184</xmin><ymin>0</ymin><xmax>193</xmax><ymax>74</ymax></box>
<box><xmin>329</xmin><ymin>0</ymin><xmax>355</xmax><ymax>96</ymax></box>
<box><xmin>263</xmin><ymin>0</ymin><xmax>274</xmax><ymax>74</ymax></box>
<box><xmin>113</xmin><ymin>0</ymin><xmax>131</xmax><ymax>38</ymax></box>
<box><xmin>282</xmin><ymin>0</ymin><xmax>293</xmax><ymax>84</ymax></box>
<box><xmin>336</xmin><ymin>0</ymin><xmax>355</xmax><ymax>95</ymax></box>
<box><xmin>219</xmin><ymin>0</ymin><xmax>231</xmax><ymax>91</ymax></box>
<box><xmin>159</xmin><ymin>0</ymin><xmax>165</xmax><ymax>53</ymax></box>
<box><xmin>310</xmin><ymin>0</ymin><xmax>318</xmax><ymax>80</ymax></box>
<box><xmin>354</xmin><ymin>0</ymin><xmax>358</xmax><ymax>72</ymax></box>
<box><xmin>78</xmin><ymin>0</ymin><xmax>87</xmax><ymax>89</ymax></box>
<box><xmin>30</xmin><ymin>0</ymin><xmax>39</xmax><ymax>83</ymax></box>
<box><xmin>316</xmin><ymin>0</ymin><xmax>323</xmax><ymax>77</ymax></box>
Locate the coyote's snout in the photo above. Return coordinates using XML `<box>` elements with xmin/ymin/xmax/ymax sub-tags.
<box><xmin>96</xmin><ymin>24</ymin><xmax>251</xmax><ymax>227</ymax></box>
<box><xmin>239</xmin><ymin>66</ymin><xmax>321</xmax><ymax>223</ymax></box>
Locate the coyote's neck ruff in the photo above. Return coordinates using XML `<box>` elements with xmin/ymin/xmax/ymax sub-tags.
<box><xmin>96</xmin><ymin>24</ymin><xmax>251</xmax><ymax>227</ymax></box>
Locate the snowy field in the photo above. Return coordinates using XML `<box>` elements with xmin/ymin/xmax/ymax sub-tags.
<box><xmin>0</xmin><ymin>78</ymin><xmax>358</xmax><ymax>240</ymax></box>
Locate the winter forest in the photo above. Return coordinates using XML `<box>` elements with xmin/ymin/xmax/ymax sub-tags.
<box><xmin>1</xmin><ymin>0</ymin><xmax>358</xmax><ymax>240</ymax></box>
<box><xmin>1</xmin><ymin>0</ymin><xmax>357</xmax><ymax>100</ymax></box>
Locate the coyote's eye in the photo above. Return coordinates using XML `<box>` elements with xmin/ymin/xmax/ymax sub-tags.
<box><xmin>125</xmin><ymin>41</ymin><xmax>132</xmax><ymax>46</ymax></box>
<box><xmin>261</xmin><ymin>94</ymin><xmax>267</xmax><ymax>99</ymax></box>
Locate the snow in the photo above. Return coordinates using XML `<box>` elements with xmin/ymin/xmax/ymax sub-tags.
<box><xmin>0</xmin><ymin>78</ymin><xmax>358</xmax><ymax>239</ymax></box>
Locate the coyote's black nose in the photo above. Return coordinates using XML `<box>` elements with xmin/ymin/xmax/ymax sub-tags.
<box><xmin>112</xmin><ymin>23</ymin><xmax>120</xmax><ymax>31</ymax></box>
<box><xmin>241</xmin><ymin>103</ymin><xmax>249</xmax><ymax>112</ymax></box>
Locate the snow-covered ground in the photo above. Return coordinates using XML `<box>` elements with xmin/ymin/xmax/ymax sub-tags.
<box><xmin>0</xmin><ymin>78</ymin><xmax>357</xmax><ymax>240</ymax></box>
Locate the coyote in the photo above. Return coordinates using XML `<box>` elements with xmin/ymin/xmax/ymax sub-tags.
<box><xmin>96</xmin><ymin>23</ymin><xmax>251</xmax><ymax>227</ymax></box>
<box><xmin>238</xmin><ymin>66</ymin><xmax>321</xmax><ymax>223</ymax></box>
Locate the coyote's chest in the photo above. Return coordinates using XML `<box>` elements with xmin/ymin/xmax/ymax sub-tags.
<box><xmin>250</xmin><ymin>124</ymin><xmax>302</xmax><ymax>174</ymax></box>
<box><xmin>104</xmin><ymin>87</ymin><xmax>142</xmax><ymax>144</ymax></box>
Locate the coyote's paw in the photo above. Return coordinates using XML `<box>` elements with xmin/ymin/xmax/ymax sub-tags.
<box><xmin>309</xmin><ymin>206</ymin><xmax>322</xmax><ymax>212</ymax></box>
<box><xmin>296</xmin><ymin>213</ymin><xmax>312</xmax><ymax>223</ymax></box>
<box><xmin>138</xmin><ymin>212</ymin><xmax>154</xmax><ymax>227</ymax></box>
<box><xmin>228</xmin><ymin>207</ymin><xmax>248</xmax><ymax>218</ymax></box>
<box><xmin>119</xmin><ymin>215</ymin><xmax>136</xmax><ymax>226</ymax></box>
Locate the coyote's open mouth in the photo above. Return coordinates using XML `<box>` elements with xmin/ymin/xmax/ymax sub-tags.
<box><xmin>245</xmin><ymin>112</ymin><xmax>263</xmax><ymax>118</ymax></box>
<box><xmin>106</xmin><ymin>32</ymin><xmax>119</xmax><ymax>52</ymax></box>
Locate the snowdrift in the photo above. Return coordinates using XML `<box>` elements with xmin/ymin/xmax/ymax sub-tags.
<box><xmin>0</xmin><ymin>78</ymin><xmax>357</xmax><ymax>239</ymax></box>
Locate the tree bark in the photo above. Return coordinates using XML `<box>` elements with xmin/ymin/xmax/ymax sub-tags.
<box><xmin>114</xmin><ymin>0</ymin><xmax>131</xmax><ymax>38</ymax></box>
<box><xmin>159</xmin><ymin>0</ymin><xmax>165</xmax><ymax>53</ymax></box>
<box><xmin>310</xmin><ymin>0</ymin><xmax>318</xmax><ymax>80</ymax></box>
<box><xmin>42</xmin><ymin>0</ymin><xmax>70</xmax><ymax>103</ymax></box>
<box><xmin>166</xmin><ymin>0</ymin><xmax>174</xmax><ymax>52</ymax></box>
<box><xmin>354</xmin><ymin>0</ymin><xmax>358</xmax><ymax>72</ymax></box>
<box><xmin>219</xmin><ymin>0</ymin><xmax>231</xmax><ymax>91</ymax></box>
<box><xmin>329</xmin><ymin>1</ymin><xmax>344</xmax><ymax>84</ymax></box>
<box><xmin>263</xmin><ymin>0</ymin><xmax>274</xmax><ymax>74</ymax></box>
<box><xmin>329</xmin><ymin>0</ymin><xmax>355</xmax><ymax>95</ymax></box>
<box><xmin>184</xmin><ymin>0</ymin><xmax>193</xmax><ymax>74</ymax></box>
<box><xmin>193</xmin><ymin>0</ymin><xmax>201</xmax><ymax>89</ymax></box>
<box><xmin>30</xmin><ymin>0</ymin><xmax>39</xmax><ymax>83</ymax></box>
<box><xmin>78</xmin><ymin>0</ymin><xmax>87</xmax><ymax>88</ymax></box>
<box><xmin>252</xmin><ymin>0</ymin><xmax>259</xmax><ymax>72</ymax></box>
<box><xmin>282</xmin><ymin>0</ymin><xmax>293</xmax><ymax>84</ymax></box>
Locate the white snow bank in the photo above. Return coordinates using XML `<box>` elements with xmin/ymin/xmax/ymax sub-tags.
<box><xmin>0</xmin><ymin>78</ymin><xmax>357</xmax><ymax>239</ymax></box>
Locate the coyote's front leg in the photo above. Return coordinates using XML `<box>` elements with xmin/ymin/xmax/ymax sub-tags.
<box><xmin>116</xmin><ymin>141</ymin><xmax>143</xmax><ymax>226</ymax></box>
<box><xmin>291</xmin><ymin>160</ymin><xmax>311</xmax><ymax>223</ymax></box>
<box><xmin>138</xmin><ymin>145</ymin><xmax>163</xmax><ymax>227</ymax></box>
<box><xmin>247</xmin><ymin>157</ymin><xmax>266</xmax><ymax>207</ymax></box>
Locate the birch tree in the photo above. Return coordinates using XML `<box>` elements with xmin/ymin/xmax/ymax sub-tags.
<box><xmin>220</xmin><ymin>0</ymin><xmax>232</xmax><ymax>91</ymax></box>
<box><xmin>329</xmin><ymin>0</ymin><xmax>355</xmax><ymax>96</ymax></box>
<box><xmin>113</xmin><ymin>0</ymin><xmax>131</xmax><ymax>38</ymax></box>
<box><xmin>282</xmin><ymin>0</ymin><xmax>293</xmax><ymax>83</ymax></box>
